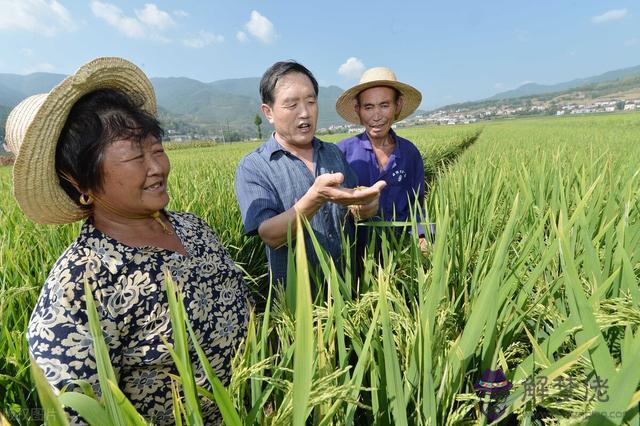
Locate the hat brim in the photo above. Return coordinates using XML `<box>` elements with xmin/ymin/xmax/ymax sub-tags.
<box><xmin>335</xmin><ymin>80</ymin><xmax>422</xmax><ymax>125</ymax></box>
<box><xmin>11</xmin><ymin>57</ymin><xmax>156</xmax><ymax>224</ymax></box>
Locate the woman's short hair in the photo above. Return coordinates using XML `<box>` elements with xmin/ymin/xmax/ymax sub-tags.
<box><xmin>55</xmin><ymin>89</ymin><xmax>164</xmax><ymax>207</ymax></box>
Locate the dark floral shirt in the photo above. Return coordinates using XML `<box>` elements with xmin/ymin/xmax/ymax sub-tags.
<box><xmin>27</xmin><ymin>212</ymin><xmax>251</xmax><ymax>425</ymax></box>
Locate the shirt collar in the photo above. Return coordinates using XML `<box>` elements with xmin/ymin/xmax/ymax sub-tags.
<box><xmin>357</xmin><ymin>129</ymin><xmax>401</xmax><ymax>158</ymax></box>
<box><xmin>264</xmin><ymin>132</ymin><xmax>323</xmax><ymax>160</ymax></box>
<box><xmin>79</xmin><ymin>210</ymin><xmax>185</xmax><ymax>264</ymax></box>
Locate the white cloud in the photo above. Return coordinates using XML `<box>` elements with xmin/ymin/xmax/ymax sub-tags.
<box><xmin>136</xmin><ymin>3</ymin><xmax>174</xmax><ymax>30</ymax></box>
<box><xmin>91</xmin><ymin>1</ymin><xmax>145</xmax><ymax>38</ymax></box>
<box><xmin>236</xmin><ymin>31</ymin><xmax>248</xmax><ymax>43</ymax></box>
<box><xmin>91</xmin><ymin>1</ymin><xmax>171</xmax><ymax>41</ymax></box>
<box><xmin>173</xmin><ymin>9</ymin><xmax>189</xmax><ymax>18</ymax></box>
<box><xmin>183</xmin><ymin>30</ymin><xmax>224</xmax><ymax>48</ymax></box>
<box><xmin>0</xmin><ymin>0</ymin><xmax>74</xmax><ymax>36</ymax></box>
<box><xmin>25</xmin><ymin>62</ymin><xmax>55</xmax><ymax>73</ymax></box>
<box><xmin>20</xmin><ymin>48</ymin><xmax>34</xmax><ymax>57</ymax></box>
<box><xmin>591</xmin><ymin>9</ymin><xmax>628</xmax><ymax>24</ymax></box>
<box><xmin>244</xmin><ymin>10</ymin><xmax>276</xmax><ymax>43</ymax></box>
<box><xmin>338</xmin><ymin>57</ymin><xmax>365</xmax><ymax>80</ymax></box>
<box><xmin>625</xmin><ymin>38</ymin><xmax>640</xmax><ymax>47</ymax></box>
<box><xmin>494</xmin><ymin>83</ymin><xmax>505</xmax><ymax>91</ymax></box>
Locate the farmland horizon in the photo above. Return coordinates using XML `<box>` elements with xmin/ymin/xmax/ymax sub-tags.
<box><xmin>0</xmin><ymin>1</ymin><xmax>639</xmax><ymax>110</ymax></box>
<box><xmin>2</xmin><ymin>62</ymin><xmax>640</xmax><ymax>111</ymax></box>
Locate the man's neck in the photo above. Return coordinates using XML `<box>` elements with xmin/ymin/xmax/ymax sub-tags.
<box><xmin>274</xmin><ymin>133</ymin><xmax>314</xmax><ymax>158</ymax></box>
<box><xmin>367</xmin><ymin>132</ymin><xmax>395</xmax><ymax>149</ymax></box>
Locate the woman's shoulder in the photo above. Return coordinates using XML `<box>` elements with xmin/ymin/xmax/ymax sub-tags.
<box><xmin>168</xmin><ymin>211</ymin><xmax>211</xmax><ymax>231</ymax></box>
<box><xmin>168</xmin><ymin>211</ymin><xmax>222</xmax><ymax>243</ymax></box>
<box><xmin>42</xmin><ymin>220</ymin><xmax>132</xmax><ymax>293</ymax></box>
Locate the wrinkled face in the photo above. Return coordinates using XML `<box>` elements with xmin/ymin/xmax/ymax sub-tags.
<box><xmin>261</xmin><ymin>72</ymin><xmax>318</xmax><ymax>149</ymax></box>
<box><xmin>94</xmin><ymin>135</ymin><xmax>170</xmax><ymax>216</ymax></box>
<box><xmin>355</xmin><ymin>86</ymin><xmax>403</xmax><ymax>141</ymax></box>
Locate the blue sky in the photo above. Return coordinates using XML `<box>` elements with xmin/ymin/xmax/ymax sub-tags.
<box><xmin>0</xmin><ymin>0</ymin><xmax>638</xmax><ymax>109</ymax></box>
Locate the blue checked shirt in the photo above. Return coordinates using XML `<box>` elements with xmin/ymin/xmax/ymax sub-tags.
<box><xmin>235</xmin><ymin>135</ymin><xmax>357</xmax><ymax>284</ymax></box>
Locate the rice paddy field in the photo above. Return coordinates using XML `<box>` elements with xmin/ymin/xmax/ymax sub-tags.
<box><xmin>1</xmin><ymin>113</ymin><xmax>640</xmax><ymax>425</ymax></box>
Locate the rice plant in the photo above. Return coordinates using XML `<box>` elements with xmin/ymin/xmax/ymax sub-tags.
<box><xmin>2</xmin><ymin>113</ymin><xmax>640</xmax><ymax>424</ymax></box>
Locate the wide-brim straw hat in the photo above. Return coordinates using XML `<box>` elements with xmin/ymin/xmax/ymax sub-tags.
<box><xmin>335</xmin><ymin>67</ymin><xmax>422</xmax><ymax>125</ymax></box>
<box><xmin>5</xmin><ymin>57</ymin><xmax>156</xmax><ymax>224</ymax></box>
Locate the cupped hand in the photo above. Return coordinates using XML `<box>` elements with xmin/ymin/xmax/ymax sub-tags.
<box><xmin>309</xmin><ymin>173</ymin><xmax>386</xmax><ymax>206</ymax></box>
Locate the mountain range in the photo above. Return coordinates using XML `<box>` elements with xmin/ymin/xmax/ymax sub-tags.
<box><xmin>0</xmin><ymin>73</ymin><xmax>347</xmax><ymax>143</ymax></box>
<box><xmin>487</xmin><ymin>64</ymin><xmax>640</xmax><ymax>101</ymax></box>
<box><xmin>1</xmin><ymin>64</ymin><xmax>640</xmax><ymax>147</ymax></box>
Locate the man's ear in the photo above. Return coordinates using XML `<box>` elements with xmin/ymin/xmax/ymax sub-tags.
<box><xmin>261</xmin><ymin>103</ymin><xmax>275</xmax><ymax>124</ymax></box>
<box><xmin>395</xmin><ymin>95</ymin><xmax>404</xmax><ymax>120</ymax></box>
<box><xmin>354</xmin><ymin>102</ymin><xmax>363</xmax><ymax>124</ymax></box>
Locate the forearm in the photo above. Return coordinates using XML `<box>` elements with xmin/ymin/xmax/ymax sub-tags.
<box><xmin>258</xmin><ymin>190</ymin><xmax>323</xmax><ymax>248</ymax></box>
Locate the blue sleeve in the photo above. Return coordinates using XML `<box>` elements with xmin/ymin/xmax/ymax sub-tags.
<box><xmin>234</xmin><ymin>156</ymin><xmax>283</xmax><ymax>235</ymax></box>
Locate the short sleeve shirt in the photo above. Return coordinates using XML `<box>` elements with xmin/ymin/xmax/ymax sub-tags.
<box><xmin>235</xmin><ymin>135</ymin><xmax>357</xmax><ymax>283</ymax></box>
<box><xmin>26</xmin><ymin>212</ymin><xmax>251</xmax><ymax>425</ymax></box>
<box><xmin>337</xmin><ymin>130</ymin><xmax>425</xmax><ymax>231</ymax></box>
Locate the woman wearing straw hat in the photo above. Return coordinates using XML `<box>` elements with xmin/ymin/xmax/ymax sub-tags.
<box><xmin>6</xmin><ymin>57</ymin><xmax>250</xmax><ymax>424</ymax></box>
<box><xmin>336</xmin><ymin>67</ymin><xmax>429</xmax><ymax>252</ymax></box>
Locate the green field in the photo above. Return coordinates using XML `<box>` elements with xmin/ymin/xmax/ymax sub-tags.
<box><xmin>1</xmin><ymin>113</ymin><xmax>640</xmax><ymax>424</ymax></box>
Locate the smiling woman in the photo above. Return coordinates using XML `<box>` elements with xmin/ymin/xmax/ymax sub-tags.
<box><xmin>5</xmin><ymin>57</ymin><xmax>251</xmax><ymax>425</ymax></box>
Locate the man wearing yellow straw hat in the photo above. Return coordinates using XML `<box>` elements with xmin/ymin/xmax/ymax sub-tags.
<box><xmin>7</xmin><ymin>57</ymin><xmax>250</xmax><ymax>424</ymax></box>
<box><xmin>336</xmin><ymin>67</ymin><xmax>430</xmax><ymax>251</ymax></box>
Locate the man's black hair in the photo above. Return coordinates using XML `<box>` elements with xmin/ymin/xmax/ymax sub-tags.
<box><xmin>259</xmin><ymin>61</ymin><xmax>319</xmax><ymax>105</ymax></box>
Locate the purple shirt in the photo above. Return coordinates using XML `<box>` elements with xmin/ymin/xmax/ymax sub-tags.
<box><xmin>337</xmin><ymin>130</ymin><xmax>426</xmax><ymax>235</ymax></box>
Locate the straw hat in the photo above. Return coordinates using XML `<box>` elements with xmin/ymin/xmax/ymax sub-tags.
<box><xmin>335</xmin><ymin>67</ymin><xmax>422</xmax><ymax>125</ymax></box>
<box><xmin>5</xmin><ymin>57</ymin><xmax>156</xmax><ymax>224</ymax></box>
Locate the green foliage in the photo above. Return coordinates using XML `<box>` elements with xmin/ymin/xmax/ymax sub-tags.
<box><xmin>2</xmin><ymin>112</ymin><xmax>640</xmax><ymax>424</ymax></box>
<box><xmin>254</xmin><ymin>114</ymin><xmax>263</xmax><ymax>140</ymax></box>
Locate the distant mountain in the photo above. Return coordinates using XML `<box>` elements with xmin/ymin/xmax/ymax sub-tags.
<box><xmin>209</xmin><ymin>77</ymin><xmax>261</xmax><ymax>99</ymax></box>
<box><xmin>0</xmin><ymin>72</ymin><xmax>346</xmax><ymax>139</ymax></box>
<box><xmin>0</xmin><ymin>105</ymin><xmax>10</xmax><ymax>147</ymax></box>
<box><xmin>489</xmin><ymin>65</ymin><xmax>640</xmax><ymax>100</ymax></box>
<box><xmin>318</xmin><ymin>85</ymin><xmax>348</xmax><ymax>128</ymax></box>
<box><xmin>0</xmin><ymin>72</ymin><xmax>66</xmax><ymax>106</ymax></box>
<box><xmin>433</xmin><ymin>72</ymin><xmax>640</xmax><ymax>115</ymax></box>
<box><xmin>151</xmin><ymin>76</ymin><xmax>263</xmax><ymax>134</ymax></box>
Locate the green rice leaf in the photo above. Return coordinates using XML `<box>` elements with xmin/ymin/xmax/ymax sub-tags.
<box><xmin>292</xmin><ymin>213</ymin><xmax>315</xmax><ymax>426</ymax></box>
<box><xmin>30</xmin><ymin>358</ymin><xmax>69</xmax><ymax>426</ymax></box>
<box><xmin>58</xmin><ymin>392</ymin><xmax>109</xmax><ymax>426</ymax></box>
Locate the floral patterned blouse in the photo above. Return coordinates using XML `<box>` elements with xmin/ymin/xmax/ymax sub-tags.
<box><xmin>26</xmin><ymin>212</ymin><xmax>251</xmax><ymax>425</ymax></box>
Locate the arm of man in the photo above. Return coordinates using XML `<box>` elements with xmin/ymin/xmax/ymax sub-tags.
<box><xmin>258</xmin><ymin>173</ymin><xmax>386</xmax><ymax>248</ymax></box>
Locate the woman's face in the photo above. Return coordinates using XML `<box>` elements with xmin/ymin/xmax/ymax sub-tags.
<box><xmin>94</xmin><ymin>135</ymin><xmax>170</xmax><ymax>215</ymax></box>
